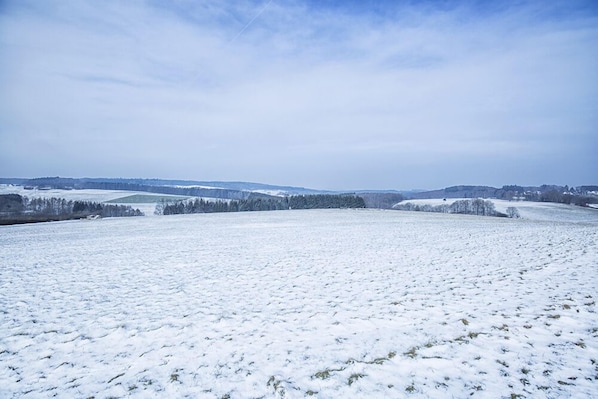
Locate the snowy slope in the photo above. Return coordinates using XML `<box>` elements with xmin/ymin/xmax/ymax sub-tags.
<box><xmin>1</xmin><ymin>210</ymin><xmax>597</xmax><ymax>398</ymax></box>
<box><xmin>0</xmin><ymin>185</ymin><xmax>145</xmax><ymax>203</ymax></box>
<box><xmin>0</xmin><ymin>185</ymin><xmax>208</xmax><ymax>217</ymax></box>
<box><xmin>395</xmin><ymin>198</ymin><xmax>598</xmax><ymax>223</ymax></box>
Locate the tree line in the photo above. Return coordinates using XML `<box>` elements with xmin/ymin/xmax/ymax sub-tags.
<box><xmin>0</xmin><ymin>194</ymin><xmax>143</xmax><ymax>225</ymax></box>
<box><xmin>156</xmin><ymin>194</ymin><xmax>366</xmax><ymax>215</ymax></box>
<box><xmin>409</xmin><ymin>184</ymin><xmax>598</xmax><ymax>207</ymax></box>
<box><xmin>394</xmin><ymin>198</ymin><xmax>520</xmax><ymax>218</ymax></box>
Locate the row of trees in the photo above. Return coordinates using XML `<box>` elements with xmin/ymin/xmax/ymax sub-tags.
<box><xmin>71</xmin><ymin>200</ymin><xmax>144</xmax><ymax>218</ymax></box>
<box><xmin>500</xmin><ymin>185</ymin><xmax>597</xmax><ymax>206</ymax></box>
<box><xmin>535</xmin><ymin>190</ymin><xmax>597</xmax><ymax>206</ymax></box>
<box><xmin>0</xmin><ymin>194</ymin><xmax>143</xmax><ymax>225</ymax></box>
<box><xmin>287</xmin><ymin>194</ymin><xmax>366</xmax><ymax>209</ymax></box>
<box><xmin>394</xmin><ymin>199</ymin><xmax>520</xmax><ymax>218</ymax></box>
<box><xmin>156</xmin><ymin>194</ymin><xmax>366</xmax><ymax>215</ymax></box>
<box><xmin>158</xmin><ymin>197</ymin><xmax>288</xmax><ymax>215</ymax></box>
<box><xmin>411</xmin><ymin>185</ymin><xmax>598</xmax><ymax>207</ymax></box>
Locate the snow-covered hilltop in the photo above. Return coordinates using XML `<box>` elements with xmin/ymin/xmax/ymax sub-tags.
<box><xmin>394</xmin><ymin>198</ymin><xmax>598</xmax><ymax>223</ymax></box>
<box><xmin>0</xmin><ymin>177</ymin><xmax>330</xmax><ymax>199</ymax></box>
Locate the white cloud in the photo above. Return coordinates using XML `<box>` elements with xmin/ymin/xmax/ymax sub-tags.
<box><xmin>1</xmin><ymin>0</ymin><xmax>597</xmax><ymax>189</ymax></box>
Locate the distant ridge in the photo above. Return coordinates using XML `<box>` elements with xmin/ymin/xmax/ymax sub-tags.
<box><xmin>1</xmin><ymin>178</ymin><xmax>596</xmax><ymax>205</ymax></box>
<box><xmin>409</xmin><ymin>185</ymin><xmax>500</xmax><ymax>199</ymax></box>
<box><xmin>0</xmin><ymin>177</ymin><xmax>332</xmax><ymax>199</ymax></box>
<box><xmin>407</xmin><ymin>184</ymin><xmax>598</xmax><ymax>202</ymax></box>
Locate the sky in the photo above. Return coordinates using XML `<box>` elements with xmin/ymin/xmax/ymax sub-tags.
<box><xmin>1</xmin><ymin>0</ymin><xmax>597</xmax><ymax>190</ymax></box>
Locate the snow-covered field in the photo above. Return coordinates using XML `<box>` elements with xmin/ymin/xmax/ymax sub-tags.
<box><xmin>395</xmin><ymin>198</ymin><xmax>598</xmax><ymax>223</ymax></box>
<box><xmin>0</xmin><ymin>185</ymin><xmax>143</xmax><ymax>203</ymax></box>
<box><xmin>1</xmin><ymin>209</ymin><xmax>597</xmax><ymax>398</ymax></box>
<box><xmin>0</xmin><ymin>185</ymin><xmax>188</xmax><ymax>216</ymax></box>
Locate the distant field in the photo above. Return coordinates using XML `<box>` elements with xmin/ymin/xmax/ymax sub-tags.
<box><xmin>105</xmin><ymin>194</ymin><xmax>190</xmax><ymax>204</ymax></box>
<box><xmin>395</xmin><ymin>198</ymin><xmax>598</xmax><ymax>223</ymax></box>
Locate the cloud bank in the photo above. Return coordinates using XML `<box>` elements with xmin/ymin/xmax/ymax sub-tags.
<box><xmin>1</xmin><ymin>0</ymin><xmax>597</xmax><ymax>189</ymax></box>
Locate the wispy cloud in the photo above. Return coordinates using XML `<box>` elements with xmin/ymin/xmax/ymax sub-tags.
<box><xmin>1</xmin><ymin>0</ymin><xmax>596</xmax><ymax>189</ymax></box>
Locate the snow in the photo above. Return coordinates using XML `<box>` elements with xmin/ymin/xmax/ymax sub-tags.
<box><xmin>395</xmin><ymin>198</ymin><xmax>598</xmax><ymax>223</ymax></box>
<box><xmin>165</xmin><ymin>185</ymin><xmax>225</xmax><ymax>190</ymax></box>
<box><xmin>0</xmin><ymin>185</ymin><xmax>160</xmax><ymax>216</ymax></box>
<box><xmin>252</xmin><ymin>189</ymin><xmax>288</xmax><ymax>197</ymax></box>
<box><xmin>1</xmin><ymin>209</ymin><xmax>597</xmax><ymax>398</ymax></box>
<box><xmin>0</xmin><ymin>185</ymin><xmax>142</xmax><ymax>203</ymax></box>
<box><xmin>0</xmin><ymin>185</ymin><xmax>204</xmax><ymax>217</ymax></box>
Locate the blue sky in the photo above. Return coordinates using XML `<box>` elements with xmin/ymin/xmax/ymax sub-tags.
<box><xmin>1</xmin><ymin>0</ymin><xmax>596</xmax><ymax>190</ymax></box>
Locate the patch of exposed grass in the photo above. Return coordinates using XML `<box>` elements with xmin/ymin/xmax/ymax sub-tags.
<box><xmin>267</xmin><ymin>376</ymin><xmax>286</xmax><ymax>396</ymax></box>
<box><xmin>557</xmin><ymin>380</ymin><xmax>575</xmax><ymax>386</ymax></box>
<box><xmin>314</xmin><ymin>370</ymin><xmax>331</xmax><ymax>380</ymax></box>
<box><xmin>140</xmin><ymin>377</ymin><xmax>154</xmax><ymax>387</ymax></box>
<box><xmin>345</xmin><ymin>351</ymin><xmax>398</xmax><ymax>367</ymax></box>
<box><xmin>348</xmin><ymin>373</ymin><xmax>365</xmax><ymax>386</ymax></box>
<box><xmin>453</xmin><ymin>335</ymin><xmax>469</xmax><ymax>344</ymax></box>
<box><xmin>404</xmin><ymin>347</ymin><xmax>418</xmax><ymax>358</ymax></box>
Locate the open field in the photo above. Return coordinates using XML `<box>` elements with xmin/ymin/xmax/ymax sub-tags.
<box><xmin>0</xmin><ymin>185</ymin><xmax>196</xmax><ymax>217</ymax></box>
<box><xmin>0</xmin><ymin>186</ymin><xmax>143</xmax><ymax>203</ymax></box>
<box><xmin>395</xmin><ymin>198</ymin><xmax>598</xmax><ymax>223</ymax></box>
<box><xmin>1</xmin><ymin>209</ymin><xmax>597</xmax><ymax>398</ymax></box>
